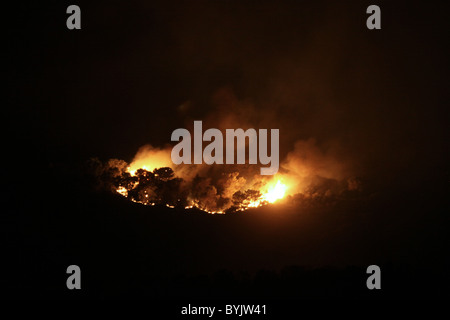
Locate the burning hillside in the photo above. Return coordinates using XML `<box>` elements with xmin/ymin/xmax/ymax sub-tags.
<box><xmin>91</xmin><ymin>141</ymin><xmax>362</xmax><ymax>214</ymax></box>
<box><xmin>89</xmin><ymin>88</ymin><xmax>363</xmax><ymax>214</ymax></box>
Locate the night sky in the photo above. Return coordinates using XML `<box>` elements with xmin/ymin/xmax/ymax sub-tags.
<box><xmin>4</xmin><ymin>0</ymin><xmax>450</xmax><ymax>302</ymax></box>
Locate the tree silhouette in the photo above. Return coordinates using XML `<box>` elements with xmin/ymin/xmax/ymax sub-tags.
<box><xmin>231</xmin><ymin>189</ymin><xmax>262</xmax><ymax>211</ymax></box>
<box><xmin>153</xmin><ymin>167</ymin><xmax>174</xmax><ymax>181</ymax></box>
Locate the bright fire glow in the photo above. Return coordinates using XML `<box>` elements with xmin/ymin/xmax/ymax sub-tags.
<box><xmin>116</xmin><ymin>176</ymin><xmax>289</xmax><ymax>213</ymax></box>
<box><xmin>127</xmin><ymin>145</ymin><xmax>173</xmax><ymax>176</ymax></box>
<box><xmin>116</xmin><ymin>175</ymin><xmax>289</xmax><ymax>213</ymax></box>
<box><xmin>263</xmin><ymin>180</ymin><xmax>288</xmax><ymax>203</ymax></box>
<box><xmin>115</xmin><ymin>151</ymin><xmax>291</xmax><ymax>213</ymax></box>
<box><xmin>116</xmin><ymin>186</ymin><xmax>128</xmax><ymax>197</ymax></box>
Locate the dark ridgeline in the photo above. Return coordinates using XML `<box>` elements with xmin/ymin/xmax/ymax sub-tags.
<box><xmin>2</xmin><ymin>160</ymin><xmax>448</xmax><ymax>299</ymax></box>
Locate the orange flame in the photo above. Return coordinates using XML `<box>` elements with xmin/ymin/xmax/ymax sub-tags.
<box><xmin>263</xmin><ymin>180</ymin><xmax>288</xmax><ymax>203</ymax></box>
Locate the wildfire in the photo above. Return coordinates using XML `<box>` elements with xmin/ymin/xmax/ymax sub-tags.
<box><xmin>116</xmin><ymin>186</ymin><xmax>128</xmax><ymax>197</ymax></box>
<box><xmin>127</xmin><ymin>145</ymin><xmax>174</xmax><ymax>176</ymax></box>
<box><xmin>114</xmin><ymin>164</ymin><xmax>289</xmax><ymax>214</ymax></box>
<box><xmin>263</xmin><ymin>180</ymin><xmax>288</xmax><ymax>204</ymax></box>
<box><xmin>105</xmin><ymin>143</ymin><xmax>299</xmax><ymax>213</ymax></box>
<box><xmin>101</xmin><ymin>143</ymin><xmax>358</xmax><ymax>214</ymax></box>
<box><xmin>243</xmin><ymin>179</ymin><xmax>288</xmax><ymax>209</ymax></box>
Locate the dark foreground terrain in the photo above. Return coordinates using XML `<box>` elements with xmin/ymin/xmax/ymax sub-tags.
<box><xmin>2</xmin><ymin>160</ymin><xmax>449</xmax><ymax>301</ymax></box>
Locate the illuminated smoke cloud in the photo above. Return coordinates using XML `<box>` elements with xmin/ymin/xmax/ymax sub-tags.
<box><xmin>93</xmin><ymin>89</ymin><xmax>362</xmax><ymax>213</ymax></box>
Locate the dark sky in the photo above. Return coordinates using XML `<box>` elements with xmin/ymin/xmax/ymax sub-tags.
<box><xmin>3</xmin><ymin>1</ymin><xmax>450</xmax><ymax>300</ymax></box>
<box><xmin>6</xmin><ymin>0</ymin><xmax>449</xmax><ymax>189</ymax></box>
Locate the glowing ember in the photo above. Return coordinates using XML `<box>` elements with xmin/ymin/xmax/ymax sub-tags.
<box><xmin>116</xmin><ymin>186</ymin><xmax>128</xmax><ymax>197</ymax></box>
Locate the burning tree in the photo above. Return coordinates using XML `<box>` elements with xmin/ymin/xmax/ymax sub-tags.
<box><xmin>231</xmin><ymin>189</ymin><xmax>264</xmax><ymax>212</ymax></box>
<box><xmin>120</xmin><ymin>167</ymin><xmax>187</xmax><ymax>207</ymax></box>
